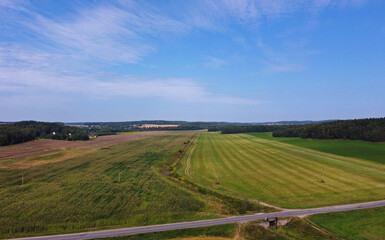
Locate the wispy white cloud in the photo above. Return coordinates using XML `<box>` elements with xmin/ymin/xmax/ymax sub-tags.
<box><xmin>265</xmin><ymin>63</ymin><xmax>305</xmax><ymax>73</ymax></box>
<box><xmin>18</xmin><ymin>2</ymin><xmax>188</xmax><ymax>63</ymax></box>
<box><xmin>1</xmin><ymin>1</ymin><xmax>260</xmax><ymax>105</ymax></box>
<box><xmin>0</xmin><ymin>0</ymin><xmax>368</xmax><ymax>107</ymax></box>
<box><xmin>0</xmin><ymin>45</ymin><xmax>257</xmax><ymax>105</ymax></box>
<box><xmin>0</xmin><ymin>68</ymin><xmax>258</xmax><ymax>105</ymax></box>
<box><xmin>256</xmin><ymin>39</ymin><xmax>306</xmax><ymax>73</ymax></box>
<box><xmin>1</xmin><ymin>0</ymin><xmax>366</xmax><ymax>63</ymax></box>
<box><xmin>181</xmin><ymin>0</ymin><xmax>365</xmax><ymax>31</ymax></box>
<box><xmin>0</xmin><ymin>0</ymin><xmax>28</xmax><ymax>11</ymax></box>
<box><xmin>204</xmin><ymin>56</ymin><xmax>228</xmax><ymax>69</ymax></box>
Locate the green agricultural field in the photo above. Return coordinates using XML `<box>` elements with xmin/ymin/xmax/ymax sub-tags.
<box><xmin>248</xmin><ymin>132</ymin><xmax>385</xmax><ymax>164</ymax></box>
<box><xmin>0</xmin><ymin>132</ymin><xmax>219</xmax><ymax>238</ymax></box>
<box><xmin>180</xmin><ymin>132</ymin><xmax>385</xmax><ymax>208</ymax></box>
<box><xmin>101</xmin><ymin>224</ymin><xmax>236</xmax><ymax>240</ymax></box>
<box><xmin>309</xmin><ymin>206</ymin><xmax>385</xmax><ymax>240</ymax></box>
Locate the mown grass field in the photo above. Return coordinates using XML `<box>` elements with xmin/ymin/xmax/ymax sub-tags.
<box><xmin>309</xmin><ymin>207</ymin><xmax>385</xmax><ymax>240</ymax></box>
<box><xmin>181</xmin><ymin>132</ymin><xmax>385</xmax><ymax>208</ymax></box>
<box><xmin>0</xmin><ymin>131</ymin><xmax>222</xmax><ymax>238</ymax></box>
<box><xmin>249</xmin><ymin>132</ymin><xmax>385</xmax><ymax>164</ymax></box>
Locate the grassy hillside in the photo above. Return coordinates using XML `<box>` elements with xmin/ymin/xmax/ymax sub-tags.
<box><xmin>180</xmin><ymin>132</ymin><xmax>385</xmax><ymax>208</ymax></box>
<box><xmin>248</xmin><ymin>132</ymin><xmax>385</xmax><ymax>164</ymax></box>
<box><xmin>242</xmin><ymin>218</ymin><xmax>335</xmax><ymax>240</ymax></box>
<box><xmin>99</xmin><ymin>224</ymin><xmax>236</xmax><ymax>240</ymax></box>
<box><xmin>310</xmin><ymin>207</ymin><xmax>385</xmax><ymax>240</ymax></box>
<box><xmin>0</xmin><ymin>132</ymin><xmax>219</xmax><ymax>238</ymax></box>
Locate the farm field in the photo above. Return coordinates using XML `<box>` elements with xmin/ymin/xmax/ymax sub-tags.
<box><xmin>0</xmin><ymin>131</ymin><xmax>166</xmax><ymax>169</ymax></box>
<box><xmin>100</xmin><ymin>224</ymin><xmax>236</xmax><ymax>240</ymax></box>
<box><xmin>309</xmin><ymin>206</ymin><xmax>385</xmax><ymax>240</ymax></box>
<box><xmin>0</xmin><ymin>131</ymin><xmax>221</xmax><ymax>238</ymax></box>
<box><xmin>181</xmin><ymin>132</ymin><xmax>385</xmax><ymax>208</ymax></box>
<box><xmin>248</xmin><ymin>132</ymin><xmax>385</xmax><ymax>164</ymax></box>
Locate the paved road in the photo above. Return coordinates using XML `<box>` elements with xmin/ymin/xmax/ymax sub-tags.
<box><xmin>10</xmin><ymin>200</ymin><xmax>385</xmax><ymax>240</ymax></box>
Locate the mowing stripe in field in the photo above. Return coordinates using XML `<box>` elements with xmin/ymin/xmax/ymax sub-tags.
<box><xmin>242</xmin><ymin>134</ymin><xmax>385</xmax><ymax>179</ymax></box>
<box><xmin>182</xmin><ymin>132</ymin><xmax>385</xmax><ymax>208</ymax></box>
<box><xmin>231</xmin><ymin>135</ymin><xmax>372</xmax><ymax>193</ymax></box>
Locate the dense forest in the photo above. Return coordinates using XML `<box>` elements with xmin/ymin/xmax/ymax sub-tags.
<box><xmin>272</xmin><ymin>118</ymin><xmax>385</xmax><ymax>142</ymax></box>
<box><xmin>0</xmin><ymin>121</ymin><xmax>89</xmax><ymax>146</ymax></box>
<box><xmin>208</xmin><ymin>120</ymin><xmax>327</xmax><ymax>133</ymax></box>
<box><xmin>220</xmin><ymin>125</ymin><xmax>293</xmax><ymax>134</ymax></box>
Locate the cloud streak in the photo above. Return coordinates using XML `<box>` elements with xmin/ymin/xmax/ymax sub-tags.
<box><xmin>256</xmin><ymin>38</ymin><xmax>308</xmax><ymax>73</ymax></box>
<box><xmin>0</xmin><ymin>0</ymin><xmax>368</xmax><ymax>109</ymax></box>
<box><xmin>0</xmin><ymin>44</ymin><xmax>257</xmax><ymax>105</ymax></box>
<box><xmin>19</xmin><ymin>2</ymin><xmax>188</xmax><ymax>63</ymax></box>
<box><xmin>2</xmin><ymin>0</ymin><xmax>364</xmax><ymax>64</ymax></box>
<box><xmin>0</xmin><ymin>66</ymin><xmax>258</xmax><ymax>105</ymax></box>
<box><xmin>204</xmin><ymin>56</ymin><xmax>228</xmax><ymax>69</ymax></box>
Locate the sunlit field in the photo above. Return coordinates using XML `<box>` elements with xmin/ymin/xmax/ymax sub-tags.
<box><xmin>0</xmin><ymin>132</ymin><xmax>217</xmax><ymax>238</ymax></box>
<box><xmin>181</xmin><ymin>132</ymin><xmax>385</xmax><ymax>208</ymax></box>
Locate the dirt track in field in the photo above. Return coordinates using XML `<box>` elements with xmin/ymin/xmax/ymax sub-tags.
<box><xmin>184</xmin><ymin>144</ymin><xmax>197</xmax><ymax>176</ymax></box>
<box><xmin>184</xmin><ymin>133</ymin><xmax>198</xmax><ymax>176</ymax></box>
<box><xmin>0</xmin><ymin>131</ymin><xmax>166</xmax><ymax>161</ymax></box>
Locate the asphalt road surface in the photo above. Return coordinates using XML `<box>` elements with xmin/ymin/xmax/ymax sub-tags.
<box><xmin>10</xmin><ymin>200</ymin><xmax>385</xmax><ymax>240</ymax></box>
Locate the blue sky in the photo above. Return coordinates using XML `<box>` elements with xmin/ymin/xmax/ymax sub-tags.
<box><xmin>1</xmin><ymin>0</ymin><xmax>384</xmax><ymax>122</ymax></box>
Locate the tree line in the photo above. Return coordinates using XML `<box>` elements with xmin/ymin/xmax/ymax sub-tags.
<box><xmin>69</xmin><ymin>120</ymin><xmax>324</xmax><ymax>135</ymax></box>
<box><xmin>272</xmin><ymin>118</ymin><xmax>385</xmax><ymax>142</ymax></box>
<box><xmin>0</xmin><ymin>121</ymin><xmax>89</xmax><ymax>146</ymax></box>
<box><xmin>219</xmin><ymin>125</ymin><xmax>292</xmax><ymax>134</ymax></box>
<box><xmin>79</xmin><ymin>121</ymin><xmax>247</xmax><ymax>134</ymax></box>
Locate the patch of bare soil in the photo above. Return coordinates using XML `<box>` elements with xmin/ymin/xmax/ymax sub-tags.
<box><xmin>0</xmin><ymin>131</ymin><xmax>166</xmax><ymax>161</ymax></box>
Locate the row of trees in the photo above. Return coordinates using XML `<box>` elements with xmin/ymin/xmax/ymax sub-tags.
<box><xmin>79</xmin><ymin>121</ymin><xmax>246</xmax><ymax>135</ymax></box>
<box><xmin>69</xmin><ymin>120</ymin><xmax>324</xmax><ymax>135</ymax></box>
<box><xmin>0</xmin><ymin>121</ymin><xmax>89</xmax><ymax>146</ymax></box>
<box><xmin>272</xmin><ymin>118</ymin><xmax>385</xmax><ymax>142</ymax></box>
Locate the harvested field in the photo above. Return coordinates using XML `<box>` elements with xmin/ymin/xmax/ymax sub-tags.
<box><xmin>181</xmin><ymin>132</ymin><xmax>385</xmax><ymax>208</ymax></box>
<box><xmin>248</xmin><ymin>132</ymin><xmax>385</xmax><ymax>164</ymax></box>
<box><xmin>0</xmin><ymin>131</ymin><xmax>166</xmax><ymax>169</ymax></box>
<box><xmin>0</xmin><ymin>131</ymin><xmax>218</xmax><ymax>238</ymax></box>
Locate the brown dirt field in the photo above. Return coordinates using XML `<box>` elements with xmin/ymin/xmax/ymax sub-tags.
<box><xmin>0</xmin><ymin>131</ymin><xmax>166</xmax><ymax>166</ymax></box>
